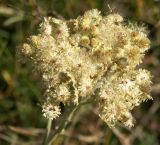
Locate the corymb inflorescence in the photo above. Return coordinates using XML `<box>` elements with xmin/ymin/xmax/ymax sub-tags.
<box><xmin>17</xmin><ymin>9</ymin><xmax>152</xmax><ymax>128</ymax></box>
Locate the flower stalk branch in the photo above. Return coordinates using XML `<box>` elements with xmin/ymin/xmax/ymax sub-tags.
<box><xmin>48</xmin><ymin>105</ymin><xmax>79</xmax><ymax>145</ymax></box>
<box><xmin>42</xmin><ymin>119</ymin><xmax>52</xmax><ymax>145</ymax></box>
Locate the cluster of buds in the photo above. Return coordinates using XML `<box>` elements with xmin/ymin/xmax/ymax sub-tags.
<box><xmin>18</xmin><ymin>9</ymin><xmax>152</xmax><ymax>127</ymax></box>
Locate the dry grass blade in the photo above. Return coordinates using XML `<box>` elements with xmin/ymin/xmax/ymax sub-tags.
<box><xmin>0</xmin><ymin>6</ymin><xmax>15</xmax><ymax>16</ymax></box>
<box><xmin>8</xmin><ymin>126</ymin><xmax>44</xmax><ymax>136</ymax></box>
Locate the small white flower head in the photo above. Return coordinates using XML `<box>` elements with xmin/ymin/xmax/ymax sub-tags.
<box><xmin>50</xmin><ymin>18</ymin><xmax>69</xmax><ymax>39</ymax></box>
<box><xmin>79</xmin><ymin>77</ymin><xmax>93</xmax><ymax>97</ymax></box>
<box><xmin>42</xmin><ymin>102</ymin><xmax>61</xmax><ymax>120</ymax></box>
<box><xmin>21</xmin><ymin>44</ymin><xmax>33</xmax><ymax>55</ymax></box>
<box><xmin>120</xmin><ymin>112</ymin><xmax>135</xmax><ymax>128</ymax></box>
<box><xmin>84</xmin><ymin>9</ymin><xmax>101</xmax><ymax>19</ymax></box>
<box><xmin>40</xmin><ymin>17</ymin><xmax>52</xmax><ymax>35</ymax></box>
<box><xmin>119</xmin><ymin>79</ymin><xmax>135</xmax><ymax>93</ymax></box>
<box><xmin>136</xmin><ymin>69</ymin><xmax>151</xmax><ymax>84</ymax></box>
<box><xmin>56</xmin><ymin>84</ymin><xmax>71</xmax><ymax>102</ymax></box>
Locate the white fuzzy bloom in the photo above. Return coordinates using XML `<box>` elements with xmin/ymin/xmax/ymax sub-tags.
<box><xmin>42</xmin><ymin>103</ymin><xmax>61</xmax><ymax>120</ymax></box>
<box><xmin>40</xmin><ymin>17</ymin><xmax>52</xmax><ymax>35</ymax></box>
<box><xmin>119</xmin><ymin>79</ymin><xmax>135</xmax><ymax>92</ymax></box>
<box><xmin>136</xmin><ymin>69</ymin><xmax>151</xmax><ymax>84</ymax></box>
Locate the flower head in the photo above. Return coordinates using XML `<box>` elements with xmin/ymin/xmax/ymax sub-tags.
<box><xmin>42</xmin><ymin>102</ymin><xmax>61</xmax><ymax>120</ymax></box>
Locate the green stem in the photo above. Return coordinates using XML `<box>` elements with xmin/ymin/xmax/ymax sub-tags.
<box><xmin>47</xmin><ymin>99</ymin><xmax>97</xmax><ymax>145</ymax></box>
<box><xmin>48</xmin><ymin>105</ymin><xmax>79</xmax><ymax>145</ymax></box>
<box><xmin>42</xmin><ymin>118</ymin><xmax>52</xmax><ymax>145</ymax></box>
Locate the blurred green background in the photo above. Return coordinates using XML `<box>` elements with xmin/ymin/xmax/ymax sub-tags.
<box><xmin>0</xmin><ymin>0</ymin><xmax>160</xmax><ymax>145</ymax></box>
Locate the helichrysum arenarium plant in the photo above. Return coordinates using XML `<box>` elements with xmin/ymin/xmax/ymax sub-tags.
<box><xmin>17</xmin><ymin>9</ymin><xmax>152</xmax><ymax>130</ymax></box>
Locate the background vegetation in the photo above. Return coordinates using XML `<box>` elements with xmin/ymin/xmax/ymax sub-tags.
<box><xmin>0</xmin><ymin>0</ymin><xmax>160</xmax><ymax>144</ymax></box>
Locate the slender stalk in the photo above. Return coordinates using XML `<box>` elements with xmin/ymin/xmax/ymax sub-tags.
<box><xmin>47</xmin><ymin>99</ymin><xmax>97</xmax><ymax>145</ymax></box>
<box><xmin>48</xmin><ymin>105</ymin><xmax>79</xmax><ymax>145</ymax></box>
<box><xmin>42</xmin><ymin>118</ymin><xmax>52</xmax><ymax>145</ymax></box>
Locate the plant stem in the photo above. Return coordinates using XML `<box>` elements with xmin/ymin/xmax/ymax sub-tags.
<box><xmin>48</xmin><ymin>105</ymin><xmax>79</xmax><ymax>145</ymax></box>
<box><xmin>42</xmin><ymin>118</ymin><xmax>52</xmax><ymax>145</ymax></box>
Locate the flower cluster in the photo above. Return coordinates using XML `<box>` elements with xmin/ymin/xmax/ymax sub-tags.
<box><xmin>17</xmin><ymin>9</ymin><xmax>152</xmax><ymax>127</ymax></box>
